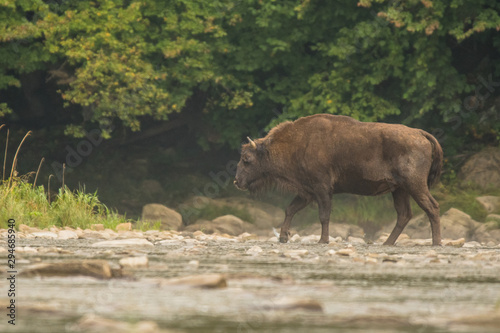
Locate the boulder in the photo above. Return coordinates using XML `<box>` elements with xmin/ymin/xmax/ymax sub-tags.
<box><xmin>216</xmin><ymin>197</ymin><xmax>285</xmax><ymax>230</ymax></box>
<box><xmin>476</xmin><ymin>196</ymin><xmax>500</xmax><ymax>213</ymax></box>
<box><xmin>184</xmin><ymin>215</ymin><xmax>256</xmax><ymax>236</ymax></box>
<box><xmin>142</xmin><ymin>203</ymin><xmax>182</xmax><ymax>231</ymax></box>
<box><xmin>179</xmin><ymin>196</ymin><xmax>285</xmax><ymax>234</ymax></box>
<box><xmin>459</xmin><ymin>147</ymin><xmax>500</xmax><ymax>189</ymax></box>
<box><xmin>474</xmin><ymin>220</ymin><xmax>500</xmax><ymax>243</ymax></box>
<box><xmin>440</xmin><ymin>208</ymin><xmax>482</xmax><ymax>240</ymax></box>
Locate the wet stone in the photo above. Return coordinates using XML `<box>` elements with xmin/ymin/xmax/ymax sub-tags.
<box><xmin>272</xmin><ymin>298</ymin><xmax>324</xmax><ymax>312</ymax></box>
<box><xmin>161</xmin><ymin>274</ymin><xmax>227</xmax><ymax>289</ymax></box>
<box><xmin>336</xmin><ymin>248</ymin><xmax>355</xmax><ymax>256</ymax></box>
<box><xmin>443</xmin><ymin>238</ymin><xmax>465</xmax><ymax>247</ymax></box>
<box><xmin>246</xmin><ymin>245</ymin><xmax>263</xmax><ymax>255</ymax></box>
<box><xmin>283</xmin><ymin>249</ymin><xmax>309</xmax><ymax>258</ymax></box>
<box><xmin>58</xmin><ymin>230</ymin><xmax>78</xmax><ymax>240</ymax></box>
<box><xmin>31</xmin><ymin>231</ymin><xmax>58</xmax><ymax>239</ymax></box>
<box><xmin>19</xmin><ymin>260</ymin><xmax>116</xmax><ymax>279</ymax></box>
<box><xmin>80</xmin><ymin>230</ymin><xmax>111</xmax><ymax>240</ymax></box>
<box><xmin>463</xmin><ymin>241</ymin><xmax>482</xmax><ymax>248</ymax></box>
<box><xmin>348</xmin><ymin>236</ymin><xmax>366</xmax><ymax>244</ymax></box>
<box><xmin>91</xmin><ymin>238</ymin><xmax>154</xmax><ymax>248</ymax></box>
<box><xmin>119</xmin><ymin>256</ymin><xmax>149</xmax><ymax>268</ymax></box>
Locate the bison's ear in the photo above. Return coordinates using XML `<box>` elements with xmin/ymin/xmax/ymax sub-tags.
<box><xmin>247</xmin><ymin>137</ymin><xmax>257</xmax><ymax>149</ymax></box>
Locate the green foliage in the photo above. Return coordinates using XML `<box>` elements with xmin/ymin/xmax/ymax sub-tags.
<box><xmin>1</xmin><ymin>0</ymin><xmax>500</xmax><ymax>152</ymax></box>
<box><xmin>0</xmin><ymin>179</ymin><xmax>134</xmax><ymax>230</ymax></box>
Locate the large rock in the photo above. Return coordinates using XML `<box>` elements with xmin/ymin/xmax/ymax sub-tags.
<box><xmin>476</xmin><ymin>196</ymin><xmax>500</xmax><ymax>213</ymax></box>
<box><xmin>179</xmin><ymin>196</ymin><xmax>285</xmax><ymax>234</ymax></box>
<box><xmin>459</xmin><ymin>147</ymin><xmax>500</xmax><ymax>189</ymax></box>
<box><xmin>474</xmin><ymin>218</ymin><xmax>500</xmax><ymax>243</ymax></box>
<box><xmin>142</xmin><ymin>203</ymin><xmax>182</xmax><ymax>231</ymax></box>
<box><xmin>215</xmin><ymin>197</ymin><xmax>285</xmax><ymax>230</ymax></box>
<box><xmin>184</xmin><ymin>215</ymin><xmax>256</xmax><ymax>236</ymax></box>
<box><xmin>441</xmin><ymin>208</ymin><xmax>482</xmax><ymax>240</ymax></box>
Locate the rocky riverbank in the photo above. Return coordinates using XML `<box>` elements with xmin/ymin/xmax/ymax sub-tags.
<box><xmin>1</xmin><ymin>225</ymin><xmax>500</xmax><ymax>333</ymax></box>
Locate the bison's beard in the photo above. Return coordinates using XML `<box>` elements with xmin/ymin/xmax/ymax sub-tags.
<box><xmin>246</xmin><ymin>176</ymin><xmax>274</xmax><ymax>194</ymax></box>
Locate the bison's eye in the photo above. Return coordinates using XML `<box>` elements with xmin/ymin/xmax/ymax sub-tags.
<box><xmin>242</xmin><ymin>155</ymin><xmax>252</xmax><ymax>165</ymax></box>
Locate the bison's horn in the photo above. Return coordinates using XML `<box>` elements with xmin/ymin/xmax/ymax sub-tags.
<box><xmin>247</xmin><ymin>137</ymin><xmax>257</xmax><ymax>149</ymax></box>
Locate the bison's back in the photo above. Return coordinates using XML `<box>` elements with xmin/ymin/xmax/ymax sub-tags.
<box><xmin>272</xmin><ymin>114</ymin><xmax>437</xmax><ymax>196</ymax></box>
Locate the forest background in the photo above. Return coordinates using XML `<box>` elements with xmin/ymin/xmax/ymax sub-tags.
<box><xmin>1</xmin><ymin>0</ymin><xmax>500</xmax><ymax>227</ymax></box>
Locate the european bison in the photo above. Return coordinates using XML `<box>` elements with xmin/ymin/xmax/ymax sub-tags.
<box><xmin>234</xmin><ymin>114</ymin><xmax>443</xmax><ymax>245</ymax></box>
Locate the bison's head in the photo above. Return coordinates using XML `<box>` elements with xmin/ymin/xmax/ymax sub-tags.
<box><xmin>234</xmin><ymin>137</ymin><xmax>269</xmax><ymax>192</ymax></box>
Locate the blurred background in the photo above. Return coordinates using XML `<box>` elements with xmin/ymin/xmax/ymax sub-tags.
<box><xmin>1</xmin><ymin>0</ymin><xmax>500</xmax><ymax>233</ymax></box>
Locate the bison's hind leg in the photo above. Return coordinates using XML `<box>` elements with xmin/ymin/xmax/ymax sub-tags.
<box><xmin>409</xmin><ymin>187</ymin><xmax>441</xmax><ymax>246</ymax></box>
<box><xmin>384</xmin><ymin>188</ymin><xmax>412</xmax><ymax>246</ymax></box>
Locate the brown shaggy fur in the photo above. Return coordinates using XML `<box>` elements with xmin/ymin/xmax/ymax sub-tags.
<box><xmin>234</xmin><ymin>114</ymin><xmax>443</xmax><ymax>245</ymax></box>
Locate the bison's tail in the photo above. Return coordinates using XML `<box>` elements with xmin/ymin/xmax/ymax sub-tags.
<box><xmin>420</xmin><ymin>130</ymin><xmax>443</xmax><ymax>188</ymax></box>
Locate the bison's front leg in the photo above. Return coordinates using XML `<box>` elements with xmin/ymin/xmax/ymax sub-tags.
<box><xmin>316</xmin><ymin>193</ymin><xmax>332</xmax><ymax>244</ymax></box>
<box><xmin>279</xmin><ymin>195</ymin><xmax>309</xmax><ymax>243</ymax></box>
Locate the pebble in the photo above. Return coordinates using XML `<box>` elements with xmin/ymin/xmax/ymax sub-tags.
<box><xmin>273</xmin><ymin>298</ymin><xmax>323</xmax><ymax>312</ymax></box>
<box><xmin>246</xmin><ymin>245</ymin><xmax>263</xmax><ymax>255</ymax></box>
<box><xmin>17</xmin><ymin>246</ymin><xmax>38</xmax><ymax>253</ymax></box>
<box><xmin>20</xmin><ymin>260</ymin><xmax>116</xmax><ymax>279</ymax></box>
<box><xmin>119</xmin><ymin>256</ymin><xmax>149</xmax><ymax>268</ymax></box>
<box><xmin>91</xmin><ymin>238</ymin><xmax>154</xmax><ymax>248</ymax></box>
<box><xmin>238</xmin><ymin>232</ymin><xmax>257</xmax><ymax>241</ymax></box>
<box><xmin>283</xmin><ymin>249</ymin><xmax>309</xmax><ymax>258</ymax></box>
<box><xmin>161</xmin><ymin>274</ymin><xmax>227</xmax><ymax>289</ymax></box>
<box><xmin>72</xmin><ymin>314</ymin><xmax>159</xmax><ymax>333</ymax></box>
<box><xmin>325</xmin><ymin>249</ymin><xmax>337</xmax><ymax>256</ymax></box>
<box><xmin>336</xmin><ymin>248</ymin><xmax>355</xmax><ymax>256</ymax></box>
<box><xmin>301</xmin><ymin>235</ymin><xmax>320</xmax><ymax>243</ymax></box>
<box><xmin>348</xmin><ymin>236</ymin><xmax>366</xmax><ymax>244</ymax></box>
<box><xmin>463</xmin><ymin>241</ymin><xmax>482</xmax><ymax>248</ymax></box>
<box><xmin>443</xmin><ymin>238</ymin><xmax>465</xmax><ymax>247</ymax></box>
<box><xmin>80</xmin><ymin>230</ymin><xmax>111</xmax><ymax>240</ymax></box>
<box><xmin>290</xmin><ymin>234</ymin><xmax>301</xmax><ymax>242</ymax></box>
<box><xmin>58</xmin><ymin>230</ymin><xmax>78</xmax><ymax>240</ymax></box>
<box><xmin>397</xmin><ymin>238</ymin><xmax>432</xmax><ymax>246</ymax></box>
<box><xmin>31</xmin><ymin>231</ymin><xmax>58</xmax><ymax>239</ymax></box>
<box><xmin>187</xmin><ymin>260</ymin><xmax>199</xmax><ymax>270</ymax></box>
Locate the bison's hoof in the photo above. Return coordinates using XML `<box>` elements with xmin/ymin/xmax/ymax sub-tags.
<box><xmin>279</xmin><ymin>237</ymin><xmax>288</xmax><ymax>243</ymax></box>
<box><xmin>318</xmin><ymin>238</ymin><xmax>329</xmax><ymax>244</ymax></box>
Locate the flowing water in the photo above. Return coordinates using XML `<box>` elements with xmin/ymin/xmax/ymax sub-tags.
<box><xmin>1</xmin><ymin>236</ymin><xmax>500</xmax><ymax>332</ymax></box>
